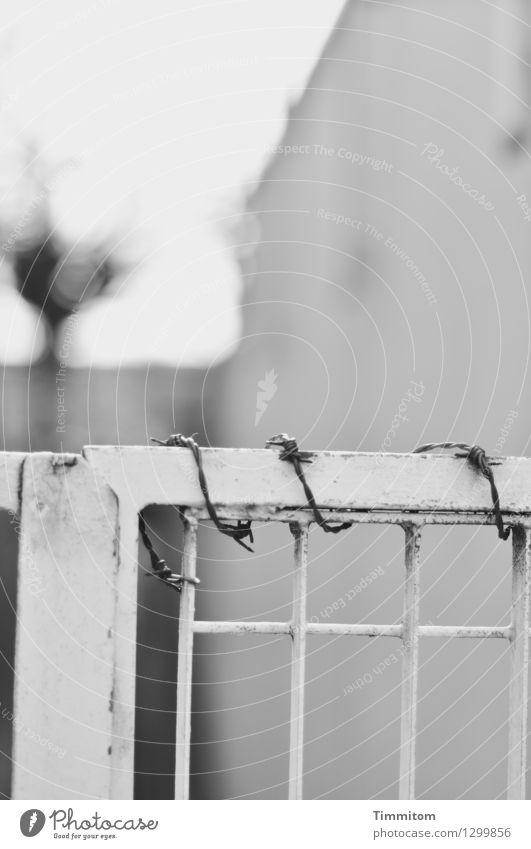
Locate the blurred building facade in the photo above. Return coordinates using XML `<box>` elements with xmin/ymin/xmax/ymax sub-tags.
<box><xmin>199</xmin><ymin>0</ymin><xmax>531</xmax><ymax>799</ymax></box>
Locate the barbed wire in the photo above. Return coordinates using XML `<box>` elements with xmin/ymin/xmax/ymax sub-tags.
<box><xmin>413</xmin><ymin>442</ymin><xmax>510</xmax><ymax>540</ymax></box>
<box><xmin>138</xmin><ymin>511</ymin><xmax>200</xmax><ymax>592</ymax></box>
<box><xmin>151</xmin><ymin>434</ymin><xmax>254</xmax><ymax>551</ymax></box>
<box><xmin>265</xmin><ymin>433</ymin><xmax>353</xmax><ymax>534</ymax></box>
<box><xmin>139</xmin><ymin>435</ymin><xmax>511</xmax><ymax>593</ymax></box>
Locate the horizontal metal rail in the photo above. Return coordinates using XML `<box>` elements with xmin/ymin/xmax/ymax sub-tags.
<box><xmin>82</xmin><ymin>446</ymin><xmax>531</xmax><ymax>516</ymax></box>
<box><xmin>192</xmin><ymin>621</ymin><xmax>514</xmax><ymax>639</ymax></box>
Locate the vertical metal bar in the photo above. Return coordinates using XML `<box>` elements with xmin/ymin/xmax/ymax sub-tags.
<box><xmin>288</xmin><ymin>522</ymin><xmax>309</xmax><ymax>800</ymax></box>
<box><xmin>111</xmin><ymin>499</ymin><xmax>140</xmax><ymax>799</ymax></box>
<box><xmin>399</xmin><ymin>522</ymin><xmax>422</xmax><ymax>800</ymax></box>
<box><xmin>175</xmin><ymin>514</ymin><xmax>199</xmax><ymax>800</ymax></box>
<box><xmin>507</xmin><ymin>524</ymin><xmax>530</xmax><ymax>799</ymax></box>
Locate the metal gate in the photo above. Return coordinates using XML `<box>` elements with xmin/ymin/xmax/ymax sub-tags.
<box><xmin>2</xmin><ymin>446</ymin><xmax>529</xmax><ymax>799</ymax></box>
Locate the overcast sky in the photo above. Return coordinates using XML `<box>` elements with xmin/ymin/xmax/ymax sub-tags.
<box><xmin>0</xmin><ymin>0</ymin><xmax>344</xmax><ymax>366</ymax></box>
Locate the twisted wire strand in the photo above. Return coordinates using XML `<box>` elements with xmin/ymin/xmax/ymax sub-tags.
<box><xmin>138</xmin><ymin>511</ymin><xmax>200</xmax><ymax>592</ymax></box>
<box><xmin>151</xmin><ymin>434</ymin><xmax>254</xmax><ymax>551</ymax></box>
<box><xmin>413</xmin><ymin>442</ymin><xmax>510</xmax><ymax>540</ymax></box>
<box><xmin>266</xmin><ymin>433</ymin><xmax>352</xmax><ymax>534</ymax></box>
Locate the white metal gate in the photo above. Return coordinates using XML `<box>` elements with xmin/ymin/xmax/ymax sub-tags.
<box><xmin>1</xmin><ymin>446</ymin><xmax>529</xmax><ymax>799</ymax></box>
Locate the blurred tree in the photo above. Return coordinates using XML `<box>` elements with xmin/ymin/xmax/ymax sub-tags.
<box><xmin>3</xmin><ymin>143</ymin><xmax>118</xmax><ymax>342</ymax></box>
